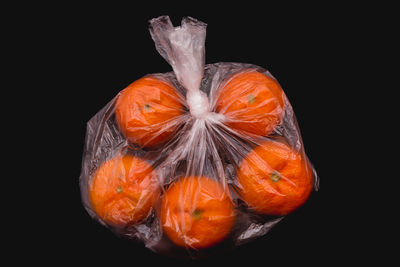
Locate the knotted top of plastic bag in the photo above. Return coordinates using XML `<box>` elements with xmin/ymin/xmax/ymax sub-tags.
<box><xmin>150</xmin><ymin>16</ymin><xmax>210</xmax><ymax>119</ymax></box>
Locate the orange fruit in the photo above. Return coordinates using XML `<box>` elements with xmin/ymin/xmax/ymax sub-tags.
<box><xmin>237</xmin><ymin>139</ymin><xmax>313</xmax><ymax>216</ymax></box>
<box><xmin>160</xmin><ymin>176</ymin><xmax>235</xmax><ymax>249</ymax></box>
<box><xmin>216</xmin><ymin>70</ymin><xmax>285</xmax><ymax>136</ymax></box>
<box><xmin>115</xmin><ymin>76</ymin><xmax>184</xmax><ymax>147</ymax></box>
<box><xmin>89</xmin><ymin>154</ymin><xmax>159</xmax><ymax>227</ymax></box>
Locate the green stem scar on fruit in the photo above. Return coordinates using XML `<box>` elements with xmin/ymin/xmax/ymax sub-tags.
<box><xmin>192</xmin><ymin>209</ymin><xmax>203</xmax><ymax>220</ymax></box>
<box><xmin>144</xmin><ymin>104</ymin><xmax>151</xmax><ymax>112</ymax></box>
<box><xmin>270</xmin><ymin>171</ymin><xmax>281</xmax><ymax>182</ymax></box>
<box><xmin>248</xmin><ymin>94</ymin><xmax>256</xmax><ymax>104</ymax></box>
<box><xmin>116</xmin><ymin>186</ymin><xmax>123</xmax><ymax>193</ymax></box>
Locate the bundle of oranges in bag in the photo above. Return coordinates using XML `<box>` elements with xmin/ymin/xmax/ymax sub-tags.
<box><xmin>80</xmin><ymin>16</ymin><xmax>318</xmax><ymax>258</ymax></box>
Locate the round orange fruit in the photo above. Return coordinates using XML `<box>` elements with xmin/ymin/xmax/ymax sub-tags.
<box><xmin>115</xmin><ymin>76</ymin><xmax>184</xmax><ymax>148</ymax></box>
<box><xmin>89</xmin><ymin>154</ymin><xmax>159</xmax><ymax>227</ymax></box>
<box><xmin>237</xmin><ymin>139</ymin><xmax>313</xmax><ymax>216</ymax></box>
<box><xmin>216</xmin><ymin>70</ymin><xmax>285</xmax><ymax>136</ymax></box>
<box><xmin>160</xmin><ymin>176</ymin><xmax>235</xmax><ymax>249</ymax></box>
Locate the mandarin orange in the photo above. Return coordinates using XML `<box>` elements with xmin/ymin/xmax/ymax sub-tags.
<box><xmin>237</xmin><ymin>139</ymin><xmax>313</xmax><ymax>215</ymax></box>
<box><xmin>160</xmin><ymin>176</ymin><xmax>235</xmax><ymax>249</ymax></box>
<box><xmin>89</xmin><ymin>155</ymin><xmax>159</xmax><ymax>226</ymax></box>
<box><xmin>115</xmin><ymin>76</ymin><xmax>184</xmax><ymax>147</ymax></box>
<box><xmin>216</xmin><ymin>70</ymin><xmax>285</xmax><ymax>136</ymax></box>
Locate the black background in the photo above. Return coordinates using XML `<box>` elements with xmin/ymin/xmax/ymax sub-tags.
<box><xmin>19</xmin><ymin>3</ymin><xmax>384</xmax><ymax>265</ymax></box>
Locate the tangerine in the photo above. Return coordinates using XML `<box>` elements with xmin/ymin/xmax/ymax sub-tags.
<box><xmin>160</xmin><ymin>176</ymin><xmax>235</xmax><ymax>249</ymax></box>
<box><xmin>216</xmin><ymin>70</ymin><xmax>285</xmax><ymax>136</ymax></box>
<box><xmin>89</xmin><ymin>155</ymin><xmax>159</xmax><ymax>226</ymax></box>
<box><xmin>237</xmin><ymin>139</ymin><xmax>313</xmax><ymax>215</ymax></box>
<box><xmin>115</xmin><ymin>76</ymin><xmax>184</xmax><ymax>147</ymax></box>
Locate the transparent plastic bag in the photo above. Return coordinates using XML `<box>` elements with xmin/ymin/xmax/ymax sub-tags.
<box><xmin>79</xmin><ymin>16</ymin><xmax>319</xmax><ymax>259</ymax></box>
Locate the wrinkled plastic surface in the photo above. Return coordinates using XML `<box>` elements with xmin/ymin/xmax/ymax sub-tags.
<box><xmin>80</xmin><ymin>16</ymin><xmax>319</xmax><ymax>259</ymax></box>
